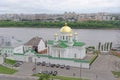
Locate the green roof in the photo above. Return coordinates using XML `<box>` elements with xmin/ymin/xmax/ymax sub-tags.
<box><xmin>14</xmin><ymin>53</ymin><xmax>24</xmax><ymax>55</ymax></box>
<box><xmin>47</xmin><ymin>40</ymin><xmax>54</xmax><ymax>44</ymax></box>
<box><xmin>73</xmin><ymin>42</ymin><xmax>85</xmax><ymax>46</ymax></box>
<box><xmin>59</xmin><ymin>42</ymin><xmax>68</xmax><ymax>48</ymax></box>
<box><xmin>47</xmin><ymin>40</ymin><xmax>85</xmax><ymax>48</ymax></box>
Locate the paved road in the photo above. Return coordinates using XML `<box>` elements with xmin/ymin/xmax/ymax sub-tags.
<box><xmin>14</xmin><ymin>62</ymin><xmax>34</xmax><ymax>76</ymax></box>
<box><xmin>0</xmin><ymin>74</ymin><xmax>38</xmax><ymax>80</ymax></box>
<box><xmin>1</xmin><ymin>62</ymin><xmax>38</xmax><ymax>80</ymax></box>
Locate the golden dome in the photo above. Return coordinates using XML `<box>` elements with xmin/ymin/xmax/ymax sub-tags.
<box><xmin>60</xmin><ymin>23</ymin><xmax>72</xmax><ymax>33</ymax></box>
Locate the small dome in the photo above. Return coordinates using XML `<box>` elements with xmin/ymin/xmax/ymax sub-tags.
<box><xmin>54</xmin><ymin>33</ymin><xmax>58</xmax><ymax>36</ymax></box>
<box><xmin>69</xmin><ymin>34</ymin><xmax>72</xmax><ymax>37</ymax></box>
<box><xmin>60</xmin><ymin>23</ymin><xmax>72</xmax><ymax>33</ymax></box>
<box><xmin>74</xmin><ymin>32</ymin><xmax>78</xmax><ymax>35</ymax></box>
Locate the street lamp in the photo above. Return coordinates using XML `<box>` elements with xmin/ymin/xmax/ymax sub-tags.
<box><xmin>80</xmin><ymin>55</ymin><xmax>82</xmax><ymax>80</ymax></box>
<box><xmin>3</xmin><ymin>53</ymin><xmax>7</xmax><ymax>63</ymax></box>
<box><xmin>35</xmin><ymin>58</ymin><xmax>37</xmax><ymax>73</ymax></box>
<box><xmin>32</xmin><ymin>58</ymin><xmax>37</xmax><ymax>74</ymax></box>
<box><xmin>80</xmin><ymin>61</ymin><xmax>82</xmax><ymax>79</ymax></box>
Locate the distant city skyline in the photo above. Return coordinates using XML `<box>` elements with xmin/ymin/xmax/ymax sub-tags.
<box><xmin>0</xmin><ymin>0</ymin><xmax>120</xmax><ymax>14</ymax></box>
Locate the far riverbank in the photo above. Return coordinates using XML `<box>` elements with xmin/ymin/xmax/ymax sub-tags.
<box><xmin>0</xmin><ymin>21</ymin><xmax>120</xmax><ymax>29</ymax></box>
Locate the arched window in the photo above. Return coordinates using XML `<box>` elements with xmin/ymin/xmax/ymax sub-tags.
<box><xmin>74</xmin><ymin>54</ymin><xmax>76</xmax><ymax>59</ymax></box>
<box><xmin>63</xmin><ymin>36</ymin><xmax>64</xmax><ymax>40</ymax></box>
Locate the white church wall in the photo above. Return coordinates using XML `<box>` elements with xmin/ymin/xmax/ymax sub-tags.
<box><xmin>7</xmin><ymin>54</ymin><xmax>90</xmax><ymax>68</ymax></box>
<box><xmin>48</xmin><ymin>58</ymin><xmax>89</xmax><ymax>68</ymax></box>
<box><xmin>38</xmin><ymin>40</ymin><xmax>46</xmax><ymax>52</ymax></box>
<box><xmin>7</xmin><ymin>55</ymin><xmax>26</xmax><ymax>61</ymax></box>
<box><xmin>36</xmin><ymin>57</ymin><xmax>49</xmax><ymax>62</ymax></box>
<box><xmin>64</xmin><ymin>47</ymin><xmax>86</xmax><ymax>59</ymax></box>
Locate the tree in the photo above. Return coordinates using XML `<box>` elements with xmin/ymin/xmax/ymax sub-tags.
<box><xmin>38</xmin><ymin>74</ymin><xmax>50</xmax><ymax>80</ymax></box>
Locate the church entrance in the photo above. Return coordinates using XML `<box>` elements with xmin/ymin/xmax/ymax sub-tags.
<box><xmin>28</xmin><ymin>57</ymin><xmax>33</xmax><ymax>62</ymax></box>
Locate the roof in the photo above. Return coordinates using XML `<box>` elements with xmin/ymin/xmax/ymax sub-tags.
<box><xmin>60</xmin><ymin>23</ymin><xmax>72</xmax><ymax>33</ymax></box>
<box><xmin>47</xmin><ymin>40</ymin><xmax>85</xmax><ymax>48</ymax></box>
<box><xmin>24</xmin><ymin>37</ymin><xmax>42</xmax><ymax>46</ymax></box>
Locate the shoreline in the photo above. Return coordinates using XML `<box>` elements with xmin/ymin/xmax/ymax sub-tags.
<box><xmin>0</xmin><ymin>26</ymin><xmax>119</xmax><ymax>30</ymax></box>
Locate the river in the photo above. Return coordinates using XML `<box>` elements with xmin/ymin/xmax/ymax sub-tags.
<box><xmin>0</xmin><ymin>28</ymin><xmax>120</xmax><ymax>47</ymax></box>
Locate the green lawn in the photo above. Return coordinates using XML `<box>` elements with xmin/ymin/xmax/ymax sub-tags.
<box><xmin>0</xmin><ymin>65</ymin><xmax>17</xmax><ymax>74</ymax></box>
<box><xmin>5</xmin><ymin>58</ymin><xmax>16</xmax><ymax>65</ymax></box>
<box><xmin>33</xmin><ymin>74</ymin><xmax>89</xmax><ymax>80</ymax></box>
<box><xmin>112</xmin><ymin>71</ymin><xmax>120</xmax><ymax>78</ymax></box>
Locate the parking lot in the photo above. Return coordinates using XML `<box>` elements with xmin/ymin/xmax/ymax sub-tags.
<box><xmin>12</xmin><ymin>54</ymin><xmax>120</xmax><ymax>80</ymax></box>
<box><xmin>35</xmin><ymin>62</ymin><xmax>71</xmax><ymax>76</ymax></box>
<box><xmin>34</xmin><ymin>54</ymin><xmax>119</xmax><ymax>80</ymax></box>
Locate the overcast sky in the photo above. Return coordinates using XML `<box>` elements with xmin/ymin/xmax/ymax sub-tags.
<box><xmin>0</xmin><ymin>0</ymin><xmax>120</xmax><ymax>14</ymax></box>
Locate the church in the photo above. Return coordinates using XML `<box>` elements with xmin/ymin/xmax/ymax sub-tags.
<box><xmin>0</xmin><ymin>23</ymin><xmax>90</xmax><ymax>68</ymax></box>
<box><xmin>47</xmin><ymin>23</ymin><xmax>86</xmax><ymax>59</ymax></box>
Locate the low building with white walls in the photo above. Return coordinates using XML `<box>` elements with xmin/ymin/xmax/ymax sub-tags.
<box><xmin>0</xmin><ymin>36</ymin><xmax>23</xmax><ymax>56</ymax></box>
<box><xmin>24</xmin><ymin>37</ymin><xmax>46</xmax><ymax>53</ymax></box>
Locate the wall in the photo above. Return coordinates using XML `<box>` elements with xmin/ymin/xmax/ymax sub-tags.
<box><xmin>36</xmin><ymin>56</ymin><xmax>90</xmax><ymax>68</ymax></box>
<box><xmin>13</xmin><ymin>45</ymin><xmax>24</xmax><ymax>54</ymax></box>
<box><xmin>38</xmin><ymin>40</ymin><xmax>46</xmax><ymax>52</ymax></box>
<box><xmin>0</xmin><ymin>55</ymin><xmax>4</xmax><ymax>64</ymax></box>
<box><xmin>7</xmin><ymin>54</ymin><xmax>90</xmax><ymax>68</ymax></box>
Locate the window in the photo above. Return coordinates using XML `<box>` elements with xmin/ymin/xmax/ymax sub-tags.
<box><xmin>74</xmin><ymin>54</ymin><xmax>76</xmax><ymax>58</ymax></box>
<box><xmin>63</xmin><ymin>36</ymin><xmax>64</xmax><ymax>40</ymax></box>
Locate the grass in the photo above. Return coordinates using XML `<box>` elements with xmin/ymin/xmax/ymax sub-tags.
<box><xmin>89</xmin><ymin>54</ymin><xmax>98</xmax><ymax>65</ymax></box>
<box><xmin>0</xmin><ymin>65</ymin><xmax>17</xmax><ymax>74</ymax></box>
<box><xmin>110</xmin><ymin>50</ymin><xmax>120</xmax><ymax>58</ymax></box>
<box><xmin>112</xmin><ymin>71</ymin><xmax>120</xmax><ymax>78</ymax></box>
<box><xmin>33</xmin><ymin>74</ymin><xmax>89</xmax><ymax>80</ymax></box>
<box><xmin>5</xmin><ymin>58</ymin><xmax>16</xmax><ymax>65</ymax></box>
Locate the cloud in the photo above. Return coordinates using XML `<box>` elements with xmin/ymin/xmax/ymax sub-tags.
<box><xmin>0</xmin><ymin>0</ymin><xmax>120</xmax><ymax>14</ymax></box>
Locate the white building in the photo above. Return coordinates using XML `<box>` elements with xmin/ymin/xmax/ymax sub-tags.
<box><xmin>24</xmin><ymin>37</ymin><xmax>46</xmax><ymax>53</ymax></box>
<box><xmin>0</xmin><ymin>36</ymin><xmax>23</xmax><ymax>56</ymax></box>
<box><xmin>0</xmin><ymin>26</ymin><xmax>90</xmax><ymax>68</ymax></box>
<box><xmin>47</xmin><ymin>23</ymin><xmax>86</xmax><ymax>59</ymax></box>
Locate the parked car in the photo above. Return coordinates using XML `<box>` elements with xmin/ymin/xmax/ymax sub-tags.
<box><xmin>38</xmin><ymin>69</ymin><xmax>42</xmax><ymax>74</ymax></box>
<box><xmin>41</xmin><ymin>61</ymin><xmax>46</xmax><ymax>66</ymax></box>
<box><xmin>52</xmin><ymin>71</ymin><xmax>58</xmax><ymax>76</ymax></box>
<box><xmin>60</xmin><ymin>64</ymin><xmax>65</xmax><ymax>68</ymax></box>
<box><xmin>46</xmin><ymin>63</ymin><xmax>50</xmax><ymax>67</ymax></box>
<box><xmin>36</xmin><ymin>62</ymin><xmax>41</xmax><ymax>66</ymax></box>
<box><xmin>13</xmin><ymin>63</ymin><xmax>20</xmax><ymax>67</ymax></box>
<box><xmin>39</xmin><ymin>70</ymin><xmax>58</xmax><ymax>76</ymax></box>
<box><xmin>56</xmin><ymin>64</ymin><xmax>60</xmax><ymax>68</ymax></box>
<box><xmin>66</xmin><ymin>65</ymin><xmax>70</xmax><ymax>70</ymax></box>
<box><xmin>49</xmin><ymin>71</ymin><xmax>53</xmax><ymax>75</ymax></box>
<box><xmin>50</xmin><ymin>64</ymin><xmax>55</xmax><ymax>67</ymax></box>
<box><xmin>16</xmin><ymin>61</ymin><xmax>23</xmax><ymax>65</ymax></box>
